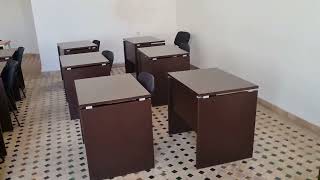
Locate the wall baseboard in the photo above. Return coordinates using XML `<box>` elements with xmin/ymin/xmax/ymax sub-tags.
<box><xmin>258</xmin><ymin>98</ymin><xmax>320</xmax><ymax>137</ymax></box>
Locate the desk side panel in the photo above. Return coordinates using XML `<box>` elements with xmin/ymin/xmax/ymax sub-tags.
<box><xmin>168</xmin><ymin>77</ymin><xmax>196</xmax><ymax>134</ymax></box>
<box><xmin>196</xmin><ymin>91</ymin><xmax>258</xmax><ymax>168</ymax></box>
<box><xmin>80</xmin><ymin>99</ymin><xmax>154</xmax><ymax>179</ymax></box>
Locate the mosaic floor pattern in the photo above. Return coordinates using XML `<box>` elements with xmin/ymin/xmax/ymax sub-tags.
<box><xmin>0</xmin><ymin>57</ymin><xmax>319</xmax><ymax>180</ymax></box>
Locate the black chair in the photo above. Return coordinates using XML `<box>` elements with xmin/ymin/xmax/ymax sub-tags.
<box><xmin>179</xmin><ymin>43</ymin><xmax>190</xmax><ymax>52</ymax></box>
<box><xmin>174</xmin><ymin>31</ymin><xmax>191</xmax><ymax>47</ymax></box>
<box><xmin>102</xmin><ymin>50</ymin><xmax>114</xmax><ymax>68</ymax></box>
<box><xmin>12</xmin><ymin>47</ymin><xmax>26</xmax><ymax>100</ymax></box>
<box><xmin>138</xmin><ymin>72</ymin><xmax>155</xmax><ymax>94</ymax></box>
<box><xmin>92</xmin><ymin>40</ymin><xmax>100</xmax><ymax>51</ymax></box>
<box><xmin>1</xmin><ymin>60</ymin><xmax>21</xmax><ymax>126</ymax></box>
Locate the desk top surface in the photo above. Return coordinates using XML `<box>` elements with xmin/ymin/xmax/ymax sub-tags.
<box><xmin>60</xmin><ymin>52</ymin><xmax>109</xmax><ymax>68</ymax></box>
<box><xmin>57</xmin><ymin>40</ymin><xmax>97</xmax><ymax>50</ymax></box>
<box><xmin>124</xmin><ymin>36</ymin><xmax>164</xmax><ymax>44</ymax></box>
<box><xmin>0</xmin><ymin>48</ymin><xmax>16</xmax><ymax>59</ymax></box>
<box><xmin>138</xmin><ymin>45</ymin><xmax>188</xmax><ymax>58</ymax></box>
<box><xmin>75</xmin><ymin>74</ymin><xmax>150</xmax><ymax>107</ymax></box>
<box><xmin>169</xmin><ymin>68</ymin><xmax>258</xmax><ymax>96</ymax></box>
<box><xmin>0</xmin><ymin>40</ymin><xmax>11</xmax><ymax>46</ymax></box>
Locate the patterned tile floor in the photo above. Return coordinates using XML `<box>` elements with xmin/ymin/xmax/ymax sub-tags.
<box><xmin>0</xmin><ymin>56</ymin><xmax>319</xmax><ymax>180</ymax></box>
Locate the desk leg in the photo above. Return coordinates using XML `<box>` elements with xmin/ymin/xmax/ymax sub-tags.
<box><xmin>168</xmin><ymin>77</ymin><xmax>192</xmax><ymax>134</ymax></box>
<box><xmin>196</xmin><ymin>91</ymin><xmax>258</xmax><ymax>169</ymax></box>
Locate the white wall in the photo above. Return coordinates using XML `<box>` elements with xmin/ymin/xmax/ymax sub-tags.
<box><xmin>177</xmin><ymin>0</ymin><xmax>320</xmax><ymax>126</ymax></box>
<box><xmin>0</xmin><ymin>0</ymin><xmax>39</xmax><ymax>53</ymax></box>
<box><xmin>31</xmin><ymin>0</ymin><xmax>178</xmax><ymax>71</ymax></box>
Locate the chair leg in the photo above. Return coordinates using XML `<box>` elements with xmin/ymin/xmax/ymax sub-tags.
<box><xmin>21</xmin><ymin>88</ymin><xmax>26</xmax><ymax>98</ymax></box>
<box><xmin>12</xmin><ymin>111</ymin><xmax>21</xmax><ymax>127</ymax></box>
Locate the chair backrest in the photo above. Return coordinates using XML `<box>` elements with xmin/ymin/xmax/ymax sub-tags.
<box><xmin>1</xmin><ymin>60</ymin><xmax>19</xmax><ymax>109</ymax></box>
<box><xmin>92</xmin><ymin>40</ymin><xmax>100</xmax><ymax>51</ymax></box>
<box><xmin>1</xmin><ymin>60</ymin><xmax>18</xmax><ymax>89</ymax></box>
<box><xmin>179</xmin><ymin>43</ymin><xmax>190</xmax><ymax>52</ymax></box>
<box><xmin>174</xmin><ymin>31</ymin><xmax>191</xmax><ymax>46</ymax></box>
<box><xmin>12</xmin><ymin>47</ymin><xmax>25</xmax><ymax>65</ymax></box>
<box><xmin>138</xmin><ymin>72</ymin><xmax>155</xmax><ymax>94</ymax></box>
<box><xmin>102</xmin><ymin>50</ymin><xmax>114</xmax><ymax>68</ymax></box>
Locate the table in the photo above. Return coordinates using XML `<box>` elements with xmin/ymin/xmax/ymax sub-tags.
<box><xmin>0</xmin><ymin>40</ymin><xmax>11</xmax><ymax>49</ymax></box>
<box><xmin>59</xmin><ymin>52</ymin><xmax>111</xmax><ymax>120</ymax></box>
<box><xmin>0</xmin><ymin>65</ymin><xmax>13</xmax><ymax>132</ymax></box>
<box><xmin>0</xmin><ymin>48</ymin><xmax>16</xmax><ymax>62</ymax></box>
<box><xmin>138</xmin><ymin>45</ymin><xmax>190</xmax><ymax>106</ymax></box>
<box><xmin>57</xmin><ymin>40</ymin><xmax>98</xmax><ymax>55</ymax></box>
<box><xmin>75</xmin><ymin>74</ymin><xmax>154</xmax><ymax>179</ymax></box>
<box><xmin>123</xmin><ymin>36</ymin><xmax>165</xmax><ymax>73</ymax></box>
<box><xmin>168</xmin><ymin>68</ymin><xmax>259</xmax><ymax>169</ymax></box>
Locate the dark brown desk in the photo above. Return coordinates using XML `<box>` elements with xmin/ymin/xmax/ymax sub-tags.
<box><xmin>0</xmin><ymin>49</ymin><xmax>16</xmax><ymax>62</ymax></box>
<box><xmin>75</xmin><ymin>74</ymin><xmax>154</xmax><ymax>179</ymax></box>
<box><xmin>57</xmin><ymin>40</ymin><xmax>98</xmax><ymax>55</ymax></box>
<box><xmin>0</xmin><ymin>65</ymin><xmax>13</xmax><ymax>132</ymax></box>
<box><xmin>138</xmin><ymin>45</ymin><xmax>190</xmax><ymax>106</ymax></box>
<box><xmin>123</xmin><ymin>36</ymin><xmax>165</xmax><ymax>73</ymax></box>
<box><xmin>168</xmin><ymin>68</ymin><xmax>259</xmax><ymax>169</ymax></box>
<box><xmin>59</xmin><ymin>52</ymin><xmax>111</xmax><ymax>120</ymax></box>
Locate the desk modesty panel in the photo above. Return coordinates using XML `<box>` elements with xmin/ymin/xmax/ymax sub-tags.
<box><xmin>75</xmin><ymin>74</ymin><xmax>154</xmax><ymax>179</ymax></box>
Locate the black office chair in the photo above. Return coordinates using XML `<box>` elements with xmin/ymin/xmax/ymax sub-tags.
<box><xmin>174</xmin><ymin>31</ymin><xmax>191</xmax><ymax>47</ymax></box>
<box><xmin>12</xmin><ymin>47</ymin><xmax>26</xmax><ymax>99</ymax></box>
<box><xmin>102</xmin><ymin>50</ymin><xmax>114</xmax><ymax>68</ymax></box>
<box><xmin>1</xmin><ymin>60</ymin><xmax>21</xmax><ymax>127</ymax></box>
<box><xmin>138</xmin><ymin>72</ymin><xmax>155</xmax><ymax>94</ymax></box>
<box><xmin>179</xmin><ymin>43</ymin><xmax>190</xmax><ymax>52</ymax></box>
<box><xmin>92</xmin><ymin>40</ymin><xmax>100</xmax><ymax>51</ymax></box>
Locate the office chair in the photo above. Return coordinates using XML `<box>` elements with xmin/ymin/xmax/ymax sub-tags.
<box><xmin>1</xmin><ymin>60</ymin><xmax>21</xmax><ymax>127</ymax></box>
<box><xmin>92</xmin><ymin>40</ymin><xmax>100</xmax><ymax>51</ymax></box>
<box><xmin>179</xmin><ymin>43</ymin><xmax>190</xmax><ymax>52</ymax></box>
<box><xmin>174</xmin><ymin>31</ymin><xmax>191</xmax><ymax>47</ymax></box>
<box><xmin>12</xmin><ymin>47</ymin><xmax>26</xmax><ymax>99</ymax></box>
<box><xmin>102</xmin><ymin>50</ymin><xmax>114</xmax><ymax>68</ymax></box>
<box><xmin>138</xmin><ymin>72</ymin><xmax>155</xmax><ymax>94</ymax></box>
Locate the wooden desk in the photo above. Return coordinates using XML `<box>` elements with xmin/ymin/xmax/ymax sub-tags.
<box><xmin>0</xmin><ymin>40</ymin><xmax>11</xmax><ymax>49</ymax></box>
<box><xmin>0</xmin><ymin>65</ymin><xmax>13</xmax><ymax>132</ymax></box>
<box><xmin>75</xmin><ymin>74</ymin><xmax>154</xmax><ymax>179</ymax></box>
<box><xmin>123</xmin><ymin>36</ymin><xmax>165</xmax><ymax>73</ymax></box>
<box><xmin>0</xmin><ymin>49</ymin><xmax>16</xmax><ymax>62</ymax></box>
<box><xmin>138</xmin><ymin>45</ymin><xmax>190</xmax><ymax>106</ymax></box>
<box><xmin>59</xmin><ymin>52</ymin><xmax>111</xmax><ymax>120</ymax></box>
<box><xmin>168</xmin><ymin>68</ymin><xmax>259</xmax><ymax>169</ymax></box>
<box><xmin>57</xmin><ymin>40</ymin><xmax>98</xmax><ymax>55</ymax></box>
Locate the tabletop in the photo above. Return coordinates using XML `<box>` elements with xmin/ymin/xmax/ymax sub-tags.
<box><xmin>169</xmin><ymin>68</ymin><xmax>258</xmax><ymax>96</ymax></box>
<box><xmin>57</xmin><ymin>40</ymin><xmax>97</xmax><ymax>50</ymax></box>
<box><xmin>75</xmin><ymin>74</ymin><xmax>150</xmax><ymax>107</ymax></box>
<box><xmin>60</xmin><ymin>52</ymin><xmax>109</xmax><ymax>68</ymax></box>
<box><xmin>0</xmin><ymin>40</ymin><xmax>11</xmax><ymax>46</ymax></box>
<box><xmin>138</xmin><ymin>45</ymin><xmax>188</xmax><ymax>59</ymax></box>
<box><xmin>124</xmin><ymin>36</ymin><xmax>164</xmax><ymax>44</ymax></box>
<box><xmin>0</xmin><ymin>48</ymin><xmax>16</xmax><ymax>61</ymax></box>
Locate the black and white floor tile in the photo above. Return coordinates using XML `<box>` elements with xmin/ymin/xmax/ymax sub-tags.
<box><xmin>0</xmin><ymin>57</ymin><xmax>319</xmax><ymax>180</ymax></box>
